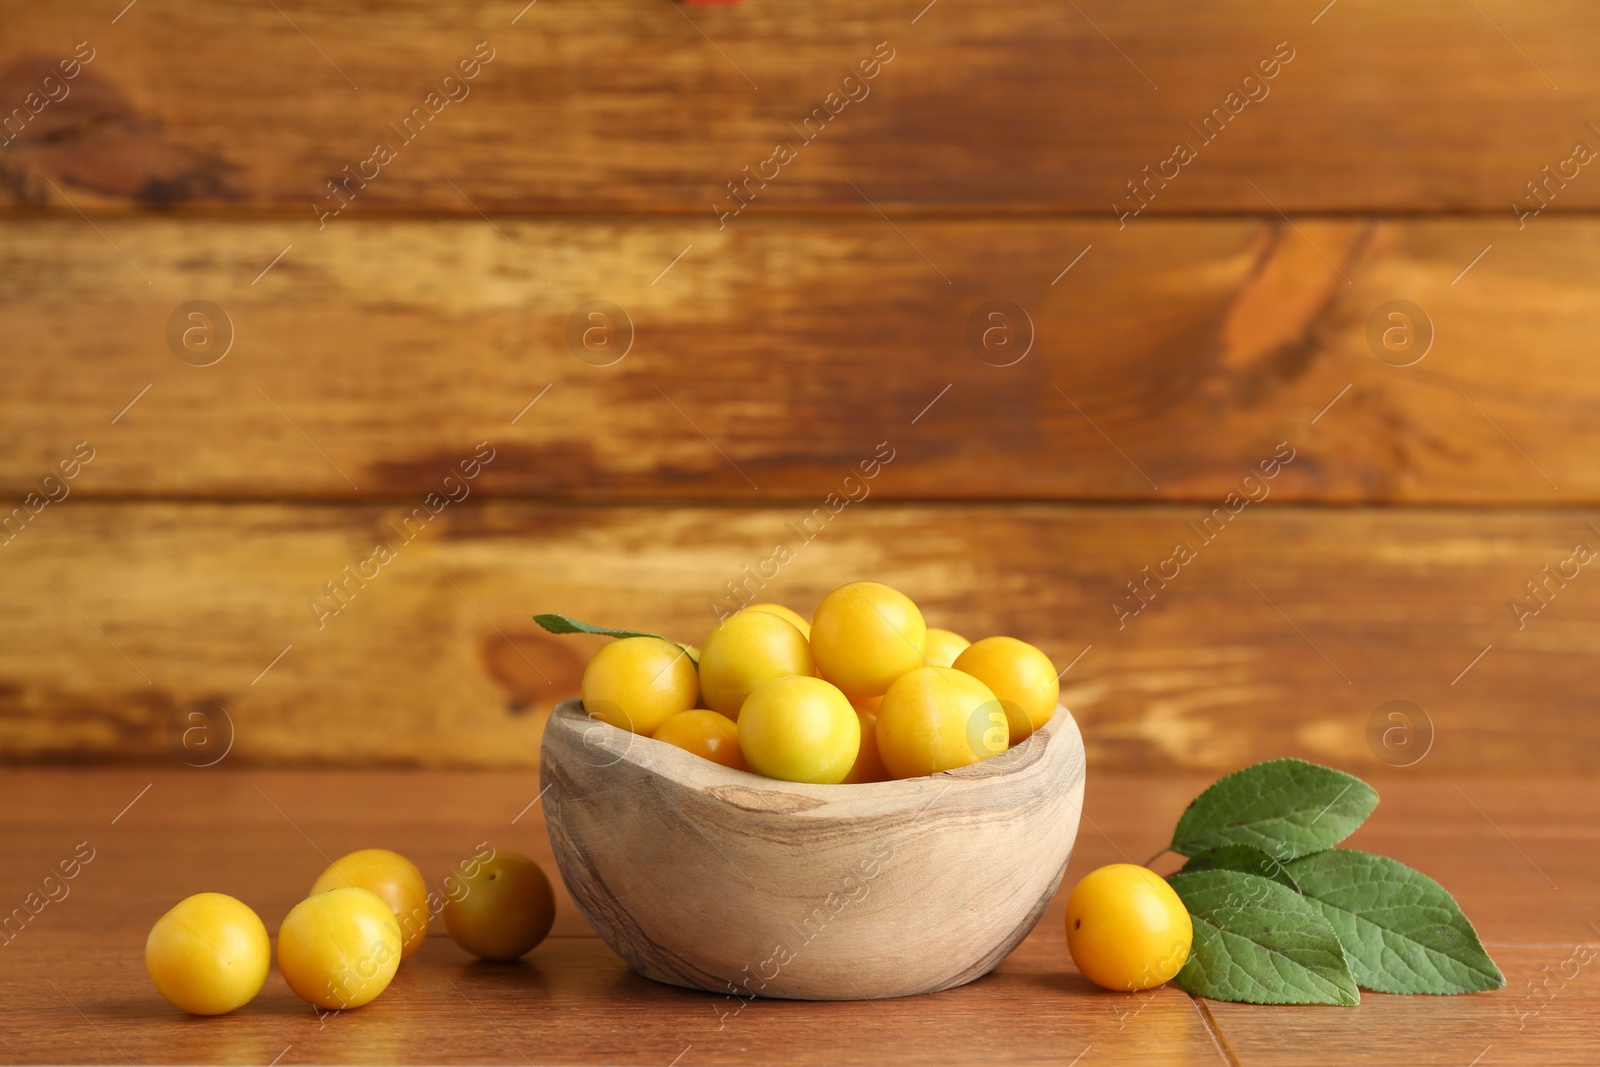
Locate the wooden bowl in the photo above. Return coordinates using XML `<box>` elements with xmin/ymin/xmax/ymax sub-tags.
<box><xmin>539</xmin><ymin>698</ymin><xmax>1085</xmax><ymax>1000</ymax></box>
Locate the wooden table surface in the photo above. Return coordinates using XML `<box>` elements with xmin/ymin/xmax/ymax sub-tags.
<box><xmin>1</xmin><ymin>767</ymin><xmax>1594</xmax><ymax>1066</ymax></box>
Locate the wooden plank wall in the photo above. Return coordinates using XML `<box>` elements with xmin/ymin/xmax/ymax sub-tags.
<box><xmin>1</xmin><ymin>0</ymin><xmax>1595</xmax><ymax>773</ymax></box>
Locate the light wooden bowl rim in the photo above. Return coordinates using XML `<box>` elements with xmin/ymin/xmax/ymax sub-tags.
<box><xmin>547</xmin><ymin>697</ymin><xmax>1076</xmax><ymax>812</ymax></box>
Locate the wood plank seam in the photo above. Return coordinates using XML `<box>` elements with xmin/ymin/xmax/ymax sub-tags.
<box><xmin>1190</xmin><ymin>995</ymin><xmax>1245</xmax><ymax>1067</ymax></box>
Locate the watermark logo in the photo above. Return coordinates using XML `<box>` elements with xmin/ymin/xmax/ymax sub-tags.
<box><xmin>966</xmin><ymin>300</ymin><xmax>1033</xmax><ymax>367</ymax></box>
<box><xmin>715</xmin><ymin>839</ymin><xmax>895</xmax><ymax>1022</ymax></box>
<box><xmin>705</xmin><ymin>441</ymin><xmax>896</xmax><ymax>624</ymax></box>
<box><xmin>1509</xmin><ymin>534</ymin><xmax>1595</xmax><ymax>631</ymax></box>
<box><xmin>167</xmin><ymin>700</ymin><xmax>235</xmax><ymax>768</ymax></box>
<box><xmin>965</xmin><ymin>699</ymin><xmax>1011</xmax><ymax>759</ymax></box>
<box><xmin>567</xmin><ymin>301</ymin><xmax>633</xmax><ymax>367</ymax></box>
<box><xmin>0</xmin><ymin>840</ymin><xmax>96</xmax><ymax>947</ymax></box>
<box><xmin>1516</xmin><ymin>942</ymin><xmax>1596</xmax><ymax>1030</ymax></box>
<box><xmin>711</xmin><ymin>42</ymin><xmax>898</xmax><ymax>229</ymax></box>
<box><xmin>0</xmin><ymin>41</ymin><xmax>96</xmax><ymax>149</ymax></box>
<box><xmin>311</xmin><ymin>42</ymin><xmax>498</xmax><ymax>228</ymax></box>
<box><xmin>1113</xmin><ymin>442</ymin><xmax>1297</xmax><ymax>629</ymax></box>
<box><xmin>1511</xmin><ymin>137</ymin><xmax>1596</xmax><ymax>230</ymax></box>
<box><xmin>1113</xmin><ymin>41</ymin><xmax>1296</xmax><ymax>228</ymax></box>
<box><xmin>1365</xmin><ymin>300</ymin><xmax>1432</xmax><ymax>368</ymax></box>
<box><xmin>307</xmin><ymin>442</ymin><xmax>496</xmax><ymax>630</ymax></box>
<box><xmin>166</xmin><ymin>301</ymin><xmax>234</xmax><ymax>367</ymax></box>
<box><xmin>576</xmin><ymin>703</ymin><xmax>646</xmax><ymax>769</ymax></box>
<box><xmin>1366</xmin><ymin>699</ymin><xmax>1433</xmax><ymax>768</ymax></box>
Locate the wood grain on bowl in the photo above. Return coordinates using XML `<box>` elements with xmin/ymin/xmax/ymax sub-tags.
<box><xmin>539</xmin><ymin>699</ymin><xmax>1085</xmax><ymax>1000</ymax></box>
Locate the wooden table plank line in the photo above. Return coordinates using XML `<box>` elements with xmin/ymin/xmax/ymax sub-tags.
<box><xmin>1190</xmin><ymin>997</ymin><xmax>1244</xmax><ymax>1067</ymax></box>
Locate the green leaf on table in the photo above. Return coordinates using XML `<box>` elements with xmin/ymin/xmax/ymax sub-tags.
<box><xmin>1168</xmin><ymin>869</ymin><xmax>1360</xmax><ymax>1005</ymax></box>
<box><xmin>1284</xmin><ymin>850</ymin><xmax>1504</xmax><ymax>994</ymax></box>
<box><xmin>1180</xmin><ymin>844</ymin><xmax>1301</xmax><ymax>891</ymax></box>
<box><xmin>1171</xmin><ymin>758</ymin><xmax>1378</xmax><ymax>860</ymax></box>
<box><xmin>533</xmin><ymin>614</ymin><xmax>697</xmax><ymax>665</ymax></box>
